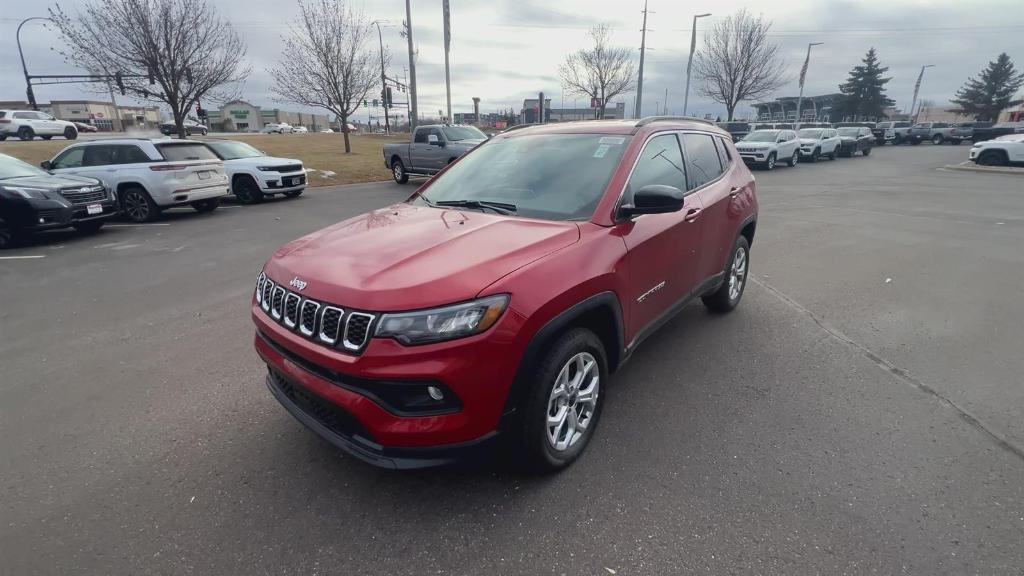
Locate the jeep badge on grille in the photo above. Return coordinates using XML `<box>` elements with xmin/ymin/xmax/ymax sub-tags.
<box><xmin>289</xmin><ymin>277</ymin><xmax>308</xmax><ymax>291</ymax></box>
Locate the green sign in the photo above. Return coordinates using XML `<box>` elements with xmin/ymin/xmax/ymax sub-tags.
<box><xmin>229</xmin><ymin>109</ymin><xmax>250</xmax><ymax>119</ymax></box>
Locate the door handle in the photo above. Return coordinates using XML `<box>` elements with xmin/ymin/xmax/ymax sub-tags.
<box><xmin>729</xmin><ymin>186</ymin><xmax>742</xmax><ymax>197</ymax></box>
<box><xmin>684</xmin><ymin>207</ymin><xmax>702</xmax><ymax>222</ymax></box>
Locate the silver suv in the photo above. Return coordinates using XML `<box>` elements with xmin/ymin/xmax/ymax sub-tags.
<box><xmin>735</xmin><ymin>129</ymin><xmax>801</xmax><ymax>170</ymax></box>
<box><xmin>42</xmin><ymin>139</ymin><xmax>229</xmax><ymax>222</ymax></box>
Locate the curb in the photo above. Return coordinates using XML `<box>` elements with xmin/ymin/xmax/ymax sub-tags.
<box><xmin>943</xmin><ymin>162</ymin><xmax>1024</xmax><ymax>176</ymax></box>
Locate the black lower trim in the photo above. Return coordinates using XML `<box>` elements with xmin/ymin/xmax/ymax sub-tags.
<box><xmin>266</xmin><ymin>370</ymin><xmax>496</xmax><ymax>470</ymax></box>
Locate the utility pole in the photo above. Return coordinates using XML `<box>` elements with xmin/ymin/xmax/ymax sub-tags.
<box><xmin>663</xmin><ymin>88</ymin><xmax>668</xmax><ymax>115</ymax></box>
<box><xmin>105</xmin><ymin>82</ymin><xmax>125</xmax><ymax>132</ymax></box>
<box><xmin>403</xmin><ymin>0</ymin><xmax>418</xmax><ymax>130</ymax></box>
<box><xmin>538</xmin><ymin>91</ymin><xmax>545</xmax><ymax>124</ymax></box>
<box><xmin>442</xmin><ymin>0</ymin><xmax>452</xmax><ymax>123</ymax></box>
<box><xmin>17</xmin><ymin>17</ymin><xmax>52</xmax><ymax>110</ymax></box>
<box><xmin>910</xmin><ymin>64</ymin><xmax>934</xmax><ymax>123</ymax></box>
<box><xmin>683</xmin><ymin>12</ymin><xmax>711</xmax><ymax>116</ymax></box>
<box><xmin>794</xmin><ymin>42</ymin><xmax>823</xmax><ymax>130</ymax></box>
<box><xmin>634</xmin><ymin>1</ymin><xmax>652</xmax><ymax>119</ymax></box>
<box><xmin>373</xmin><ymin>20</ymin><xmax>391</xmax><ymax>135</ymax></box>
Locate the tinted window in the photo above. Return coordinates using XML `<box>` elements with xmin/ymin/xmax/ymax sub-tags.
<box><xmin>118</xmin><ymin>145</ymin><xmax>153</xmax><ymax>163</ymax></box>
<box><xmin>713</xmin><ymin>136</ymin><xmax>732</xmax><ymax>167</ymax></box>
<box><xmin>428</xmin><ymin>127</ymin><xmax>445</xmax><ymax>141</ymax></box>
<box><xmin>413</xmin><ymin>129</ymin><xmax>428</xmax><ymax>143</ymax></box>
<box><xmin>935</xmin><ymin>123</ymin><xmax>949</xmax><ymax>128</ymax></box>
<box><xmin>624</xmin><ymin>134</ymin><xmax>686</xmax><ymax>203</ymax></box>
<box><xmin>52</xmin><ymin>147</ymin><xmax>85</xmax><ymax>169</ymax></box>
<box><xmin>156</xmin><ymin>143</ymin><xmax>218</xmax><ymax>161</ymax></box>
<box><xmin>682</xmin><ymin>133</ymin><xmax>723</xmax><ymax>190</ymax></box>
<box><xmin>13</xmin><ymin>112</ymin><xmax>34</xmax><ymax>119</ymax></box>
<box><xmin>415</xmin><ymin>133</ymin><xmax>629</xmax><ymax>221</ymax></box>
<box><xmin>82</xmin><ymin>146</ymin><xmax>119</xmax><ymax>167</ymax></box>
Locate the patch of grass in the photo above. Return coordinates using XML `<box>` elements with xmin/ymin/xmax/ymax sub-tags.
<box><xmin>0</xmin><ymin>132</ymin><xmax>406</xmax><ymax>187</ymax></box>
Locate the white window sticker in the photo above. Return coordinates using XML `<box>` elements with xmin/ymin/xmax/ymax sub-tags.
<box><xmin>593</xmin><ymin>144</ymin><xmax>610</xmax><ymax>158</ymax></box>
<box><xmin>599</xmin><ymin>136</ymin><xmax>625</xmax><ymax>145</ymax></box>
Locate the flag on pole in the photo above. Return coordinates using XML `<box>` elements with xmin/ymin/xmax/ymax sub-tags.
<box><xmin>443</xmin><ymin>0</ymin><xmax>451</xmax><ymax>51</ymax></box>
<box><xmin>799</xmin><ymin>52</ymin><xmax>810</xmax><ymax>88</ymax></box>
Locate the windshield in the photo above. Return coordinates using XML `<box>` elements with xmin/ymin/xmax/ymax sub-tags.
<box><xmin>442</xmin><ymin>126</ymin><xmax>486</xmax><ymax>141</ymax></box>
<box><xmin>414</xmin><ymin>133</ymin><xmax>628</xmax><ymax>221</ymax></box>
<box><xmin>742</xmin><ymin>131</ymin><xmax>779</xmax><ymax>142</ymax></box>
<box><xmin>837</xmin><ymin>128</ymin><xmax>860</xmax><ymax>137</ymax></box>
<box><xmin>206</xmin><ymin>141</ymin><xmax>264</xmax><ymax>160</ymax></box>
<box><xmin>0</xmin><ymin>153</ymin><xmax>48</xmax><ymax>179</ymax></box>
<box><xmin>798</xmin><ymin>129</ymin><xmax>824</xmax><ymax>138</ymax></box>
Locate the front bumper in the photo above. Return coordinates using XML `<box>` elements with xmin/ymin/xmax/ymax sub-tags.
<box><xmin>969</xmin><ymin>148</ymin><xmax>981</xmax><ymax>160</ymax></box>
<box><xmin>737</xmin><ymin>151</ymin><xmax>767</xmax><ymax>163</ymax></box>
<box><xmin>256</xmin><ymin>171</ymin><xmax>306</xmax><ymax>192</ymax></box>
<box><xmin>3</xmin><ymin>196</ymin><xmax>119</xmax><ymax>232</ymax></box>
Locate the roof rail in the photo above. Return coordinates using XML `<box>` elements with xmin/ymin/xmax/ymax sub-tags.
<box><xmin>634</xmin><ymin>116</ymin><xmax>715</xmax><ymax>128</ymax></box>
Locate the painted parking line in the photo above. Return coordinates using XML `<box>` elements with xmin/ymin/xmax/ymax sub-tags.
<box><xmin>105</xmin><ymin>223</ymin><xmax>172</xmax><ymax>227</ymax></box>
<box><xmin>0</xmin><ymin>255</ymin><xmax>46</xmax><ymax>260</ymax></box>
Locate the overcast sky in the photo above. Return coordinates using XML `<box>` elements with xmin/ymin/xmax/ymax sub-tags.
<box><xmin>2</xmin><ymin>0</ymin><xmax>1023</xmax><ymax>122</ymax></box>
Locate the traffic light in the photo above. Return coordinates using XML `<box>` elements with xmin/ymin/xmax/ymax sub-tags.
<box><xmin>385</xmin><ymin>87</ymin><xmax>393</xmax><ymax>108</ymax></box>
<box><xmin>372</xmin><ymin>99</ymin><xmax>378</xmax><ymax>107</ymax></box>
<box><xmin>381</xmin><ymin>90</ymin><xmax>387</xmax><ymax>107</ymax></box>
<box><xmin>115</xmin><ymin>72</ymin><xmax>125</xmax><ymax>96</ymax></box>
<box><xmin>362</xmin><ymin>100</ymin><xmax>367</xmax><ymax>108</ymax></box>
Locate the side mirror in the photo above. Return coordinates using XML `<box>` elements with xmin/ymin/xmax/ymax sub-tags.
<box><xmin>427</xmin><ymin>134</ymin><xmax>439</xmax><ymax>144</ymax></box>
<box><xmin>620</xmin><ymin>185</ymin><xmax>686</xmax><ymax>218</ymax></box>
<box><xmin>40</xmin><ymin>160</ymin><xmax>52</xmax><ymax>170</ymax></box>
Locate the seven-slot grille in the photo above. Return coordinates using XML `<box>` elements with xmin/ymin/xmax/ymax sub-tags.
<box><xmin>60</xmin><ymin>186</ymin><xmax>107</xmax><ymax>205</ymax></box>
<box><xmin>256</xmin><ymin>273</ymin><xmax>374</xmax><ymax>352</ymax></box>
<box><xmin>267</xmin><ymin>164</ymin><xmax>303</xmax><ymax>173</ymax></box>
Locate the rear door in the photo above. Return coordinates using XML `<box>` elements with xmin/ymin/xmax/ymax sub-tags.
<box><xmin>617</xmin><ymin>132</ymin><xmax>703</xmax><ymax>339</ymax></box>
<box><xmin>681</xmin><ymin>132</ymin><xmax>734</xmax><ymax>283</ymax></box>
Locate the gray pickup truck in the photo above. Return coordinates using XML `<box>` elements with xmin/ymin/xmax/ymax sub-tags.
<box><xmin>383</xmin><ymin>124</ymin><xmax>487</xmax><ymax>183</ymax></box>
<box><xmin>906</xmin><ymin>122</ymin><xmax>953</xmax><ymax>145</ymax></box>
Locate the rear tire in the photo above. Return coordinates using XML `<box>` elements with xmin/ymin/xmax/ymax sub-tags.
<box><xmin>516</xmin><ymin>328</ymin><xmax>607</xmax><ymax>472</ymax></box>
<box><xmin>0</xmin><ymin>219</ymin><xmax>18</xmax><ymax>249</ymax></box>
<box><xmin>64</xmin><ymin>127</ymin><xmax>78</xmax><ymax>140</ymax></box>
<box><xmin>233</xmin><ymin>175</ymin><xmax>264</xmax><ymax>204</ymax></box>
<box><xmin>391</xmin><ymin>158</ymin><xmax>409</xmax><ymax>184</ymax></box>
<box><xmin>283</xmin><ymin>189</ymin><xmax>304</xmax><ymax>199</ymax></box>
<box><xmin>893</xmin><ymin>135</ymin><xmax>903</xmax><ymax>145</ymax></box>
<box><xmin>121</xmin><ymin>187</ymin><xmax>161</xmax><ymax>223</ymax></box>
<box><xmin>191</xmin><ymin>198</ymin><xmax>220</xmax><ymax>213</ymax></box>
<box><xmin>702</xmin><ymin>235</ymin><xmax>750</xmax><ymax>313</ymax></box>
<box><xmin>17</xmin><ymin>127</ymin><xmax>34</xmax><ymax>141</ymax></box>
<box><xmin>910</xmin><ymin>138</ymin><xmax>921</xmax><ymax>145</ymax></box>
<box><xmin>73</xmin><ymin>221</ymin><xmax>105</xmax><ymax>234</ymax></box>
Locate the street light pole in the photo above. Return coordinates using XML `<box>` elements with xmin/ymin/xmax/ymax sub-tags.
<box><xmin>442</xmin><ymin>0</ymin><xmax>452</xmax><ymax>123</ymax></box>
<box><xmin>404</xmin><ymin>0</ymin><xmax>418</xmax><ymax>130</ymax></box>
<box><xmin>372</xmin><ymin>20</ymin><xmax>391</xmax><ymax>135</ymax></box>
<box><xmin>634</xmin><ymin>0</ymin><xmax>651</xmax><ymax>120</ymax></box>
<box><xmin>794</xmin><ymin>42</ymin><xmax>823</xmax><ymax>130</ymax></box>
<box><xmin>910</xmin><ymin>64</ymin><xmax>934</xmax><ymax>124</ymax></box>
<box><xmin>683</xmin><ymin>13</ymin><xmax>711</xmax><ymax>117</ymax></box>
<box><xmin>17</xmin><ymin>17</ymin><xmax>52</xmax><ymax>111</ymax></box>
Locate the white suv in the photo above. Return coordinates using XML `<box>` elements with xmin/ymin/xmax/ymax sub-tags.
<box><xmin>796</xmin><ymin>127</ymin><xmax>841</xmax><ymax>162</ymax></box>
<box><xmin>261</xmin><ymin>123</ymin><xmax>294</xmax><ymax>134</ymax></box>
<box><xmin>203</xmin><ymin>140</ymin><xmax>306</xmax><ymax>204</ymax></box>
<box><xmin>735</xmin><ymin>129</ymin><xmax>801</xmax><ymax>170</ymax></box>
<box><xmin>969</xmin><ymin>134</ymin><xmax>1024</xmax><ymax>167</ymax></box>
<box><xmin>42</xmin><ymin>139</ymin><xmax>229</xmax><ymax>222</ymax></box>
<box><xmin>0</xmin><ymin>110</ymin><xmax>79</xmax><ymax>141</ymax></box>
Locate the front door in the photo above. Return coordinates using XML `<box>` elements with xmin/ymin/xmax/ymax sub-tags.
<box><xmin>616</xmin><ymin>133</ymin><xmax>705</xmax><ymax>340</ymax></box>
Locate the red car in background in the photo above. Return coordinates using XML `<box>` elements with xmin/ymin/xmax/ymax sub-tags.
<box><xmin>252</xmin><ymin>117</ymin><xmax>759</xmax><ymax>471</ymax></box>
<box><xmin>72</xmin><ymin>121</ymin><xmax>98</xmax><ymax>133</ymax></box>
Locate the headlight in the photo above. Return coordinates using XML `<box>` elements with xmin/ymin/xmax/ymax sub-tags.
<box><xmin>375</xmin><ymin>294</ymin><xmax>509</xmax><ymax>345</ymax></box>
<box><xmin>2</xmin><ymin>186</ymin><xmax>49</xmax><ymax>199</ymax></box>
<box><xmin>257</xmin><ymin>166</ymin><xmax>275</xmax><ymax>171</ymax></box>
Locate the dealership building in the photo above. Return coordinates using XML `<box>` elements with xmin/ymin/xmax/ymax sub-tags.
<box><xmin>206</xmin><ymin>100</ymin><xmax>332</xmax><ymax>132</ymax></box>
<box><xmin>751</xmin><ymin>93</ymin><xmax>845</xmax><ymax>123</ymax></box>
<box><xmin>520</xmin><ymin>98</ymin><xmax>627</xmax><ymax>124</ymax></box>
<box><xmin>0</xmin><ymin>100</ymin><xmax>160</xmax><ymax>131</ymax></box>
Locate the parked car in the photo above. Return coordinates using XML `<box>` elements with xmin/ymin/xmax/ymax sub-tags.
<box><xmin>0</xmin><ymin>110</ymin><xmax>79</xmax><ymax>141</ymax></box>
<box><xmin>833</xmin><ymin>121</ymin><xmax>876</xmax><ymax>129</ymax></box>
<box><xmin>318</xmin><ymin>128</ymin><xmax>334</xmax><ymax>133</ymax></box>
<box><xmin>159</xmin><ymin>118</ymin><xmax>208</xmax><ymax>136</ymax></box>
<box><xmin>42</xmin><ymin>139</ymin><xmax>229</xmax><ymax>223</ymax></box>
<box><xmin>204</xmin><ymin>140</ymin><xmax>306</xmax><ymax>204</ymax></box>
<box><xmin>292</xmin><ymin>126</ymin><xmax>309</xmax><ymax>134</ymax></box>
<box><xmin>0</xmin><ymin>152</ymin><xmax>118</xmax><ymax>248</ymax></box>
<box><xmin>872</xmin><ymin>121</ymin><xmax>912</xmax><ymax>145</ymax></box>
<box><xmin>971</xmin><ymin>122</ymin><xmax>1024</xmax><ymax>143</ymax></box>
<box><xmin>836</xmin><ymin>126</ymin><xmax>875</xmax><ymax>156</ymax></box>
<box><xmin>72</xmin><ymin>121</ymin><xmax>99</xmax><ymax>133</ymax></box>
<box><xmin>262</xmin><ymin>123</ymin><xmax>294</xmax><ymax>134</ymax></box>
<box><xmin>796</xmin><ymin>127</ymin><xmax>841</xmax><ymax>161</ymax></box>
<box><xmin>253</xmin><ymin>117</ymin><xmax>758</xmax><ymax>470</ymax></box>
<box><xmin>948</xmin><ymin>121</ymin><xmax>993</xmax><ymax>145</ymax></box>
<box><xmin>735</xmin><ymin>129</ymin><xmax>800</xmax><ymax>170</ymax></box>
<box><xmin>906</xmin><ymin>122</ymin><xmax>953</xmax><ymax>145</ymax></box>
<box><xmin>716</xmin><ymin>121</ymin><xmax>751</xmax><ymax>142</ymax></box>
<box><xmin>969</xmin><ymin>134</ymin><xmax>1024</xmax><ymax>166</ymax></box>
<box><xmin>383</xmin><ymin>124</ymin><xmax>488</xmax><ymax>183</ymax></box>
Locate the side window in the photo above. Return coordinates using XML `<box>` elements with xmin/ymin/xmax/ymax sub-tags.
<box><xmin>429</xmin><ymin>127</ymin><xmax>445</xmax><ymax>141</ymax></box>
<box><xmin>713</xmin><ymin>136</ymin><xmax>732</xmax><ymax>168</ymax></box>
<box><xmin>681</xmin><ymin>133</ymin><xmax>724</xmax><ymax>190</ymax></box>
<box><xmin>82</xmin><ymin>145</ymin><xmax>116</xmax><ymax>167</ymax></box>
<box><xmin>935</xmin><ymin>123</ymin><xmax>949</xmax><ymax>128</ymax></box>
<box><xmin>13</xmin><ymin>112</ymin><xmax>34</xmax><ymax>120</ymax></box>
<box><xmin>624</xmin><ymin>134</ymin><xmax>687</xmax><ymax>204</ymax></box>
<box><xmin>52</xmin><ymin>147</ymin><xmax>85</xmax><ymax>169</ymax></box>
<box><xmin>114</xmin><ymin>145</ymin><xmax>152</xmax><ymax>164</ymax></box>
<box><xmin>413</xmin><ymin>129</ymin><xmax>427</xmax><ymax>143</ymax></box>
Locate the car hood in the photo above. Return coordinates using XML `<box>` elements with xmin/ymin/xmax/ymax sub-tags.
<box><xmin>0</xmin><ymin>173</ymin><xmax>102</xmax><ymax>190</ymax></box>
<box><xmin>264</xmin><ymin>202</ymin><xmax>580</xmax><ymax>311</ymax></box>
<box><xmin>798</xmin><ymin>138</ymin><xmax>821</xmax><ymax>145</ymax></box>
<box><xmin>226</xmin><ymin>156</ymin><xmax>303</xmax><ymax>168</ymax></box>
<box><xmin>737</xmin><ymin>142</ymin><xmax>771</xmax><ymax>149</ymax></box>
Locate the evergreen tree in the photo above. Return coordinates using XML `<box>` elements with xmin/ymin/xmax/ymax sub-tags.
<box><xmin>951</xmin><ymin>53</ymin><xmax>1024</xmax><ymax>121</ymax></box>
<box><xmin>836</xmin><ymin>48</ymin><xmax>894</xmax><ymax>120</ymax></box>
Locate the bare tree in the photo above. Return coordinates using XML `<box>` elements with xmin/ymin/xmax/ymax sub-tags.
<box><xmin>268</xmin><ymin>0</ymin><xmax>379</xmax><ymax>153</ymax></box>
<box><xmin>49</xmin><ymin>0</ymin><xmax>248</xmax><ymax>138</ymax></box>
<box><xmin>559</xmin><ymin>24</ymin><xmax>635</xmax><ymax>120</ymax></box>
<box><xmin>693</xmin><ymin>9</ymin><xmax>788</xmax><ymax>121</ymax></box>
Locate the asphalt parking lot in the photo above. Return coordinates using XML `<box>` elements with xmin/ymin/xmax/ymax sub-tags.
<box><xmin>2</xmin><ymin>143</ymin><xmax>1023</xmax><ymax>575</ymax></box>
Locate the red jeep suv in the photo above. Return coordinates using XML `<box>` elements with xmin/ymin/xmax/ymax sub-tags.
<box><xmin>253</xmin><ymin>117</ymin><xmax>758</xmax><ymax>471</ymax></box>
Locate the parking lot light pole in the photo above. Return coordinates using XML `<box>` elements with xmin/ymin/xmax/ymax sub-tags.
<box><xmin>794</xmin><ymin>42</ymin><xmax>823</xmax><ymax>130</ymax></box>
<box><xmin>682</xmin><ymin>13</ymin><xmax>711</xmax><ymax>117</ymax></box>
<box><xmin>17</xmin><ymin>16</ymin><xmax>52</xmax><ymax>111</ymax></box>
<box><xmin>910</xmin><ymin>64</ymin><xmax>934</xmax><ymax>124</ymax></box>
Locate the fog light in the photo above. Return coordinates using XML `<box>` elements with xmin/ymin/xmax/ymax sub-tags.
<box><xmin>39</xmin><ymin>217</ymin><xmax>45</xmax><ymax>224</ymax></box>
<box><xmin>427</xmin><ymin>386</ymin><xmax>444</xmax><ymax>401</ymax></box>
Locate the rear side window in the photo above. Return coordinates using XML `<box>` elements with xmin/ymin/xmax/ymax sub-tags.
<box><xmin>13</xmin><ymin>112</ymin><xmax>34</xmax><ymax>119</ymax></box>
<box><xmin>413</xmin><ymin>129</ymin><xmax>428</xmax><ymax>143</ymax></box>
<box><xmin>682</xmin><ymin>133</ymin><xmax>724</xmax><ymax>190</ymax></box>
<box><xmin>156</xmin><ymin>143</ymin><xmax>218</xmax><ymax>161</ymax></box>
<box><xmin>82</xmin><ymin>145</ymin><xmax>117</xmax><ymax>167</ymax></box>
<box><xmin>117</xmin><ymin>145</ymin><xmax>152</xmax><ymax>163</ymax></box>
<box><xmin>625</xmin><ymin>134</ymin><xmax>686</xmax><ymax>203</ymax></box>
<box><xmin>713</xmin><ymin>136</ymin><xmax>732</xmax><ymax>168</ymax></box>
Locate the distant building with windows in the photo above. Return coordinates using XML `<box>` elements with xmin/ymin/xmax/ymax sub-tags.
<box><xmin>751</xmin><ymin>93</ymin><xmax>844</xmax><ymax>123</ymax></box>
<box><xmin>206</xmin><ymin>99</ymin><xmax>332</xmax><ymax>132</ymax></box>
<box><xmin>519</xmin><ymin>98</ymin><xmax>626</xmax><ymax>124</ymax></box>
<box><xmin>0</xmin><ymin>100</ymin><xmax>160</xmax><ymax>131</ymax></box>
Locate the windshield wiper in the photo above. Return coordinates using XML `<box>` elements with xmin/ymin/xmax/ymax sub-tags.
<box><xmin>434</xmin><ymin>199</ymin><xmax>517</xmax><ymax>215</ymax></box>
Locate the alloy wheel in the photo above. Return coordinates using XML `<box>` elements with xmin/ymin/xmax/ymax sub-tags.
<box><xmin>729</xmin><ymin>246</ymin><xmax>747</xmax><ymax>301</ymax></box>
<box><xmin>546</xmin><ymin>352</ymin><xmax>600</xmax><ymax>452</ymax></box>
<box><xmin>124</xmin><ymin>191</ymin><xmax>149</xmax><ymax>221</ymax></box>
<box><xmin>393</xmin><ymin>163</ymin><xmax>404</xmax><ymax>181</ymax></box>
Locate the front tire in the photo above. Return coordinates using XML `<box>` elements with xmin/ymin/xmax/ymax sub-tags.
<box><xmin>391</xmin><ymin>158</ymin><xmax>409</xmax><ymax>184</ymax></box>
<box><xmin>517</xmin><ymin>328</ymin><xmax>607</xmax><ymax>472</ymax></box>
<box><xmin>932</xmin><ymin>134</ymin><xmax>944</xmax><ymax>145</ymax></box>
<box><xmin>862</xmin><ymin>146</ymin><xmax>872</xmax><ymax>156</ymax></box>
<box><xmin>763</xmin><ymin>153</ymin><xmax>777</xmax><ymax>171</ymax></box>
<box><xmin>121</xmin><ymin>187</ymin><xmax>161</xmax><ymax>223</ymax></box>
<box><xmin>0</xmin><ymin>219</ymin><xmax>18</xmax><ymax>249</ymax></box>
<box><xmin>702</xmin><ymin>235</ymin><xmax>750</xmax><ymax>313</ymax></box>
<box><xmin>233</xmin><ymin>175</ymin><xmax>264</xmax><ymax>204</ymax></box>
<box><xmin>976</xmin><ymin>150</ymin><xmax>1009</xmax><ymax>166</ymax></box>
<box><xmin>191</xmin><ymin>198</ymin><xmax>220</xmax><ymax>213</ymax></box>
<box><xmin>787</xmin><ymin>150</ymin><xmax>799</xmax><ymax>167</ymax></box>
<box><xmin>809</xmin><ymin>148</ymin><xmax>820</xmax><ymax>162</ymax></box>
